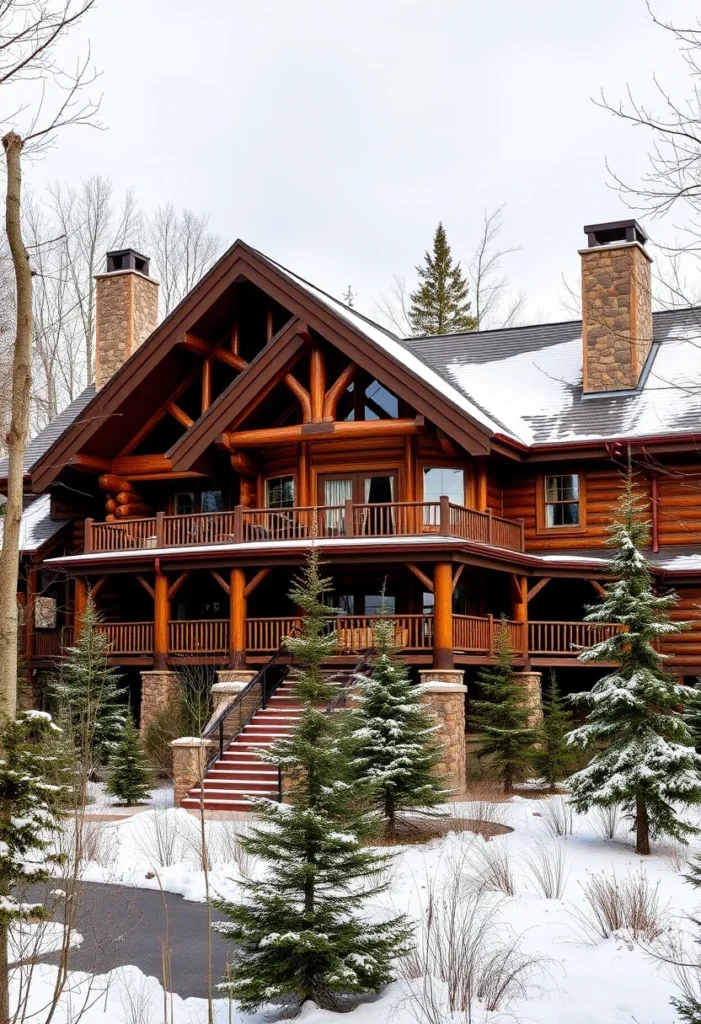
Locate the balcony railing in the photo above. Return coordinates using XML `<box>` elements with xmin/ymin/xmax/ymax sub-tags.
<box><xmin>84</xmin><ymin>498</ymin><xmax>525</xmax><ymax>555</ymax></box>
<box><xmin>61</xmin><ymin>616</ymin><xmax>622</xmax><ymax>660</ymax></box>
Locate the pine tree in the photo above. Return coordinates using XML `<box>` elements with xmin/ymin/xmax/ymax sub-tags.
<box><xmin>535</xmin><ymin>672</ymin><xmax>574</xmax><ymax>793</ymax></box>
<box><xmin>53</xmin><ymin>596</ymin><xmax>127</xmax><ymax>781</ymax></box>
<box><xmin>471</xmin><ymin>620</ymin><xmax>536</xmax><ymax>793</ymax></box>
<box><xmin>213</xmin><ymin>550</ymin><xmax>410</xmax><ymax>1012</ymax></box>
<box><xmin>685</xmin><ymin>680</ymin><xmax>701</xmax><ymax>754</ymax></box>
<box><xmin>106</xmin><ymin>712</ymin><xmax>152</xmax><ymax>805</ymax></box>
<box><xmin>349</xmin><ymin>615</ymin><xmax>447</xmax><ymax>839</ymax></box>
<box><xmin>0</xmin><ymin>711</ymin><xmax>68</xmax><ymax>1020</ymax></box>
<box><xmin>408</xmin><ymin>222</ymin><xmax>477</xmax><ymax>336</ymax></box>
<box><xmin>567</xmin><ymin>471</ymin><xmax>701</xmax><ymax>855</ymax></box>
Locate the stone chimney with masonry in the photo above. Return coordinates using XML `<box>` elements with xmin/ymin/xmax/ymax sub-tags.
<box><xmin>580</xmin><ymin>219</ymin><xmax>653</xmax><ymax>393</ymax></box>
<box><xmin>94</xmin><ymin>248</ymin><xmax>159</xmax><ymax>390</ymax></box>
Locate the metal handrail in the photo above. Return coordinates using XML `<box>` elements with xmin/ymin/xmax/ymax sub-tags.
<box><xmin>325</xmin><ymin>651</ymin><xmax>374</xmax><ymax>715</ymax></box>
<box><xmin>203</xmin><ymin>643</ymin><xmax>291</xmax><ymax>766</ymax></box>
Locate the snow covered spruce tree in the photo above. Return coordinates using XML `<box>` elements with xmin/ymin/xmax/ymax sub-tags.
<box><xmin>409</xmin><ymin>222</ymin><xmax>477</xmax><ymax>335</ymax></box>
<box><xmin>471</xmin><ymin>619</ymin><xmax>536</xmax><ymax>793</ymax></box>
<box><xmin>106</xmin><ymin>711</ymin><xmax>152</xmax><ymax>805</ymax></box>
<box><xmin>535</xmin><ymin>672</ymin><xmax>574</xmax><ymax>793</ymax></box>
<box><xmin>213</xmin><ymin>550</ymin><xmax>410</xmax><ymax>1013</ymax></box>
<box><xmin>567</xmin><ymin>473</ymin><xmax>701</xmax><ymax>855</ymax></box>
<box><xmin>349</xmin><ymin>613</ymin><xmax>447</xmax><ymax>839</ymax></box>
<box><xmin>0</xmin><ymin>711</ymin><xmax>67</xmax><ymax>1020</ymax></box>
<box><xmin>54</xmin><ymin>596</ymin><xmax>127</xmax><ymax>783</ymax></box>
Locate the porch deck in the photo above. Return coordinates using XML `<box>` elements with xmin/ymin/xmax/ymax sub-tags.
<box><xmin>31</xmin><ymin>615</ymin><xmax>623</xmax><ymax>666</ymax></box>
<box><xmin>85</xmin><ymin>500</ymin><xmax>525</xmax><ymax>555</ymax></box>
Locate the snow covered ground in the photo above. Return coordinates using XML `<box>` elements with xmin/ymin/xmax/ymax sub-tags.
<box><xmin>18</xmin><ymin>794</ymin><xmax>701</xmax><ymax>1022</ymax></box>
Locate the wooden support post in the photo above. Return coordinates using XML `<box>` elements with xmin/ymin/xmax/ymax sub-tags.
<box><xmin>476</xmin><ymin>458</ymin><xmax>488</xmax><ymax>512</ymax></box>
<box><xmin>201</xmin><ymin>358</ymin><xmax>212</xmax><ymax>413</ymax></box>
<box><xmin>154</xmin><ymin>572</ymin><xmax>169</xmax><ymax>671</ymax></box>
<box><xmin>310</xmin><ymin>347</ymin><xmax>325</xmax><ymax>422</ymax></box>
<box><xmin>404</xmin><ymin>435</ymin><xmax>417</xmax><ymax>502</ymax></box>
<box><xmin>84</xmin><ymin>518</ymin><xmax>93</xmax><ymax>553</ymax></box>
<box><xmin>439</xmin><ymin>495</ymin><xmax>451</xmax><ymax>536</ymax></box>
<box><xmin>230</xmin><ymin>567</ymin><xmax>246</xmax><ymax>668</ymax></box>
<box><xmin>433</xmin><ymin>562</ymin><xmax>454</xmax><ymax>669</ymax></box>
<box><xmin>298</xmin><ymin>442</ymin><xmax>311</xmax><ymax>507</ymax></box>
<box><xmin>25</xmin><ymin>566</ymin><xmax>37</xmax><ymax>670</ymax></box>
<box><xmin>344</xmin><ymin>498</ymin><xmax>355</xmax><ymax>537</ymax></box>
<box><xmin>234</xmin><ymin>504</ymin><xmax>244</xmax><ymax>543</ymax></box>
<box><xmin>511</xmin><ymin>574</ymin><xmax>528</xmax><ymax>654</ymax></box>
<box><xmin>156</xmin><ymin>511</ymin><xmax>165</xmax><ymax>547</ymax></box>
<box><xmin>74</xmin><ymin>577</ymin><xmax>87</xmax><ymax>635</ymax></box>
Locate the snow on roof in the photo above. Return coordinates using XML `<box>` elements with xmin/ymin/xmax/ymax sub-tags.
<box><xmin>253</xmin><ymin>249</ymin><xmax>505</xmax><ymax>437</ymax></box>
<box><xmin>408</xmin><ymin>307</ymin><xmax>701</xmax><ymax>446</ymax></box>
<box><xmin>0</xmin><ymin>495</ymin><xmax>64</xmax><ymax>553</ymax></box>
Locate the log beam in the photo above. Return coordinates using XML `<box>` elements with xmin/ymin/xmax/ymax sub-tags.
<box><xmin>224</xmin><ymin>417</ymin><xmax>423</xmax><ymax>449</ymax></box>
<box><xmin>284</xmin><ymin>373</ymin><xmax>312</xmax><ymax>423</ymax></box>
<box><xmin>310</xmin><ymin>347</ymin><xmax>326</xmax><ymax>422</ymax></box>
<box><xmin>407</xmin><ymin>562</ymin><xmax>433</xmax><ymax>593</ymax></box>
<box><xmin>135</xmin><ymin>575</ymin><xmax>155</xmax><ymax>600</ymax></box>
<box><xmin>527</xmin><ymin>577</ymin><xmax>552</xmax><ymax>602</ymax></box>
<box><xmin>168</xmin><ymin>572</ymin><xmax>190</xmax><ymax>600</ymax></box>
<box><xmin>322</xmin><ymin>362</ymin><xmax>355</xmax><ymax>422</ymax></box>
<box><xmin>587</xmin><ymin>579</ymin><xmax>607</xmax><ymax>598</ymax></box>
<box><xmin>244</xmin><ymin>568</ymin><xmax>270</xmax><ymax>598</ymax></box>
<box><xmin>166</xmin><ymin>402</ymin><xmax>194</xmax><ymax>430</ymax></box>
<box><xmin>211</xmin><ymin>570</ymin><xmax>230</xmax><ymax>596</ymax></box>
<box><xmin>452</xmin><ymin>564</ymin><xmax>465</xmax><ymax>594</ymax></box>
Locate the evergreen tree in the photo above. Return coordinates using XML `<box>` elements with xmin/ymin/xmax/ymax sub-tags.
<box><xmin>0</xmin><ymin>711</ymin><xmax>67</xmax><ymax>1020</ymax></box>
<box><xmin>535</xmin><ymin>672</ymin><xmax>574</xmax><ymax>793</ymax></box>
<box><xmin>54</xmin><ymin>596</ymin><xmax>127</xmax><ymax>781</ymax></box>
<box><xmin>685</xmin><ymin>679</ymin><xmax>701</xmax><ymax>754</ymax></box>
<box><xmin>106</xmin><ymin>712</ymin><xmax>152</xmax><ymax>805</ymax></box>
<box><xmin>349</xmin><ymin>614</ymin><xmax>447</xmax><ymax>839</ymax></box>
<box><xmin>408</xmin><ymin>222</ymin><xmax>477</xmax><ymax>336</ymax></box>
<box><xmin>471</xmin><ymin>620</ymin><xmax>536</xmax><ymax>793</ymax></box>
<box><xmin>567</xmin><ymin>472</ymin><xmax>701</xmax><ymax>855</ymax></box>
<box><xmin>213</xmin><ymin>550</ymin><xmax>410</xmax><ymax>1013</ymax></box>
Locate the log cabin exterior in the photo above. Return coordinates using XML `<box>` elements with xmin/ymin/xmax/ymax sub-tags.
<box><xmin>6</xmin><ymin>217</ymin><xmax>701</xmax><ymax>797</ymax></box>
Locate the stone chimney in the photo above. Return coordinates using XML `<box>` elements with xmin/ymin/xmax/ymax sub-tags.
<box><xmin>94</xmin><ymin>249</ymin><xmax>159</xmax><ymax>390</ymax></box>
<box><xmin>580</xmin><ymin>219</ymin><xmax>653</xmax><ymax>393</ymax></box>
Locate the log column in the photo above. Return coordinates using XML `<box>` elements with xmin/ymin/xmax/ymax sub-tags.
<box><xmin>433</xmin><ymin>562</ymin><xmax>454</xmax><ymax>669</ymax></box>
<box><xmin>25</xmin><ymin>566</ymin><xmax>37</xmax><ymax>670</ymax></box>
<box><xmin>154</xmin><ymin>571</ymin><xmax>169</xmax><ymax>671</ymax></box>
<box><xmin>512</xmin><ymin>574</ymin><xmax>528</xmax><ymax>657</ymax></box>
<box><xmin>74</xmin><ymin>577</ymin><xmax>87</xmax><ymax>636</ymax></box>
<box><xmin>230</xmin><ymin>567</ymin><xmax>246</xmax><ymax>667</ymax></box>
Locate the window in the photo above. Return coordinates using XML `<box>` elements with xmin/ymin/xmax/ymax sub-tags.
<box><xmin>544</xmin><ymin>474</ymin><xmax>580</xmax><ymax>527</ymax></box>
<box><xmin>175</xmin><ymin>492</ymin><xmax>195</xmax><ymax>516</ymax></box>
<box><xmin>423</xmin><ymin>467</ymin><xmax>465</xmax><ymax>505</ymax></box>
<box><xmin>201</xmin><ymin>490</ymin><xmax>223</xmax><ymax>513</ymax></box>
<box><xmin>266</xmin><ymin>475</ymin><xmax>295</xmax><ymax>509</ymax></box>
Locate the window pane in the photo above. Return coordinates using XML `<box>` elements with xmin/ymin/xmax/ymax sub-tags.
<box><xmin>266</xmin><ymin>476</ymin><xmax>295</xmax><ymax>509</ymax></box>
<box><xmin>546</xmin><ymin>501</ymin><xmax>579</xmax><ymax>527</ymax></box>
<box><xmin>324</xmin><ymin>478</ymin><xmax>353</xmax><ymax>506</ymax></box>
<box><xmin>423</xmin><ymin>467</ymin><xmax>465</xmax><ymax>505</ymax></box>
<box><xmin>545</xmin><ymin>474</ymin><xmax>578</xmax><ymax>502</ymax></box>
<box><xmin>201</xmin><ymin>490</ymin><xmax>223</xmax><ymax>513</ymax></box>
<box><xmin>365</xmin><ymin>380</ymin><xmax>398</xmax><ymax>419</ymax></box>
<box><xmin>175</xmin><ymin>493</ymin><xmax>195</xmax><ymax>515</ymax></box>
<box><xmin>365</xmin><ymin>594</ymin><xmax>395</xmax><ymax>615</ymax></box>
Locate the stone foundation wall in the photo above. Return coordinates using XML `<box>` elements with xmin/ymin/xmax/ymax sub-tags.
<box><xmin>515</xmin><ymin>670</ymin><xmax>543</xmax><ymax>727</ymax></box>
<box><xmin>139</xmin><ymin>670</ymin><xmax>179</xmax><ymax>736</ymax></box>
<box><xmin>580</xmin><ymin>241</ymin><xmax>652</xmax><ymax>393</ymax></box>
<box><xmin>419</xmin><ymin>669</ymin><xmax>467</xmax><ymax>795</ymax></box>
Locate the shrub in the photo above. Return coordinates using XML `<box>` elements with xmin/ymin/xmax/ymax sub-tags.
<box><xmin>572</xmin><ymin>868</ymin><xmax>670</xmax><ymax>942</ymax></box>
<box><xmin>538</xmin><ymin>795</ymin><xmax>576</xmax><ymax>838</ymax></box>
<box><xmin>523</xmin><ymin>841</ymin><xmax>569</xmax><ymax>899</ymax></box>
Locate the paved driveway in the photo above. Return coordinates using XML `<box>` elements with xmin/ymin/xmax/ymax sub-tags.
<box><xmin>31</xmin><ymin>880</ymin><xmax>232</xmax><ymax>1000</ymax></box>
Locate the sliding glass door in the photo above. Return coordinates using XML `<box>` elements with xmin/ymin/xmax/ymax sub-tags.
<box><xmin>318</xmin><ymin>471</ymin><xmax>397</xmax><ymax>535</ymax></box>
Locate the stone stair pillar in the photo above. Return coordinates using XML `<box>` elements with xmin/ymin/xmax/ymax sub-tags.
<box><xmin>171</xmin><ymin>737</ymin><xmax>215</xmax><ymax>806</ymax></box>
<box><xmin>419</xmin><ymin>668</ymin><xmax>467</xmax><ymax>795</ymax></box>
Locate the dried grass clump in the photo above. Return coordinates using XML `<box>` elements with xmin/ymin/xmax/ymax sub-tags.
<box><xmin>538</xmin><ymin>795</ymin><xmax>576</xmax><ymax>838</ymax></box>
<box><xmin>572</xmin><ymin>868</ymin><xmax>670</xmax><ymax>942</ymax></box>
<box><xmin>401</xmin><ymin>850</ymin><xmax>549</xmax><ymax>1023</ymax></box>
<box><xmin>466</xmin><ymin>839</ymin><xmax>516</xmax><ymax>897</ymax></box>
<box><xmin>589</xmin><ymin>804</ymin><xmax>624</xmax><ymax>841</ymax></box>
<box><xmin>523</xmin><ymin>841</ymin><xmax>569</xmax><ymax>900</ymax></box>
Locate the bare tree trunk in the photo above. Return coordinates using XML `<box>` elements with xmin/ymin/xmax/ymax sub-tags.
<box><xmin>636</xmin><ymin>793</ymin><xmax>650</xmax><ymax>855</ymax></box>
<box><xmin>0</xmin><ymin>131</ymin><xmax>32</xmax><ymax>721</ymax></box>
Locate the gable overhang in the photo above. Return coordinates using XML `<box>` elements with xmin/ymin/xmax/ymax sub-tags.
<box><xmin>30</xmin><ymin>240</ymin><xmax>494</xmax><ymax>492</ymax></box>
<box><xmin>491</xmin><ymin>430</ymin><xmax>701</xmax><ymax>463</ymax></box>
<box><xmin>167</xmin><ymin>247</ymin><xmax>493</xmax><ymax>469</ymax></box>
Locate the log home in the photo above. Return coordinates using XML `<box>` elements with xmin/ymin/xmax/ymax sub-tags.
<box><xmin>5</xmin><ymin>219</ymin><xmax>701</xmax><ymax>805</ymax></box>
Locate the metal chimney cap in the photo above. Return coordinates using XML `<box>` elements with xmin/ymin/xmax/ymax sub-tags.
<box><xmin>105</xmin><ymin>248</ymin><xmax>151</xmax><ymax>276</ymax></box>
<box><xmin>583</xmin><ymin>219</ymin><xmax>648</xmax><ymax>248</ymax></box>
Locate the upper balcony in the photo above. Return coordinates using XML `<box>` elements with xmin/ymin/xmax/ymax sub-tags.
<box><xmin>84</xmin><ymin>499</ymin><xmax>525</xmax><ymax>555</ymax></box>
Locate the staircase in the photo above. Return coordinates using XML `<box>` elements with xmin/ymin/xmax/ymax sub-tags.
<box><xmin>180</xmin><ymin>678</ymin><xmax>302</xmax><ymax>812</ymax></box>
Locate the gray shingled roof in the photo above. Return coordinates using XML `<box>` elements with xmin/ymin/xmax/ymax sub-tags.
<box><xmin>404</xmin><ymin>307</ymin><xmax>701</xmax><ymax>446</ymax></box>
<box><xmin>0</xmin><ymin>495</ymin><xmax>66</xmax><ymax>552</ymax></box>
<box><xmin>0</xmin><ymin>385</ymin><xmax>95</xmax><ymax>478</ymax></box>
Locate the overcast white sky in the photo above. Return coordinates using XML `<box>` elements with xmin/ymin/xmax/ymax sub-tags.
<box><xmin>25</xmin><ymin>0</ymin><xmax>697</xmax><ymax>328</ymax></box>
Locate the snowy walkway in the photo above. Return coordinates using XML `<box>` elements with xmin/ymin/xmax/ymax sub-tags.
<box><xmin>32</xmin><ymin>880</ymin><xmax>231</xmax><ymax>999</ymax></box>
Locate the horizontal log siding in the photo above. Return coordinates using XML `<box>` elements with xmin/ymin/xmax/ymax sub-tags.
<box><xmin>662</xmin><ymin>587</ymin><xmax>701</xmax><ymax>667</ymax></box>
<box><xmin>658</xmin><ymin>466</ymin><xmax>701</xmax><ymax>546</ymax></box>
<box><xmin>502</xmin><ymin>468</ymin><xmax>651</xmax><ymax>550</ymax></box>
